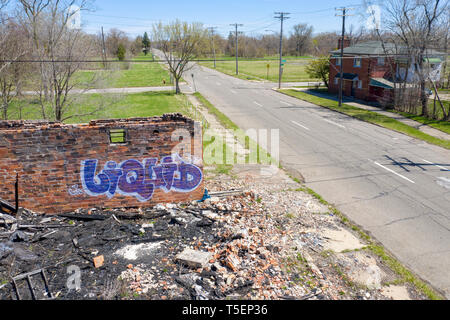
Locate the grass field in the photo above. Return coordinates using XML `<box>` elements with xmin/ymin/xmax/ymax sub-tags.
<box><xmin>279</xmin><ymin>89</ymin><xmax>450</xmax><ymax>150</ymax></box>
<box><xmin>7</xmin><ymin>91</ymin><xmax>197</xmax><ymax>123</ymax></box>
<box><xmin>199</xmin><ymin>59</ymin><xmax>317</xmax><ymax>82</ymax></box>
<box><xmin>74</xmin><ymin>60</ymin><xmax>172</xmax><ymax>89</ymax></box>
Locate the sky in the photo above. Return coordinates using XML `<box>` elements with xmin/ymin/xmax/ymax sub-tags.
<box><xmin>81</xmin><ymin>0</ymin><xmax>375</xmax><ymax>38</ymax></box>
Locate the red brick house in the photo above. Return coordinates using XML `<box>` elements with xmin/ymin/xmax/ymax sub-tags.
<box><xmin>328</xmin><ymin>40</ymin><xmax>446</xmax><ymax>104</ymax></box>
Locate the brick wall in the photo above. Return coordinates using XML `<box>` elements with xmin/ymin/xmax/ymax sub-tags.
<box><xmin>0</xmin><ymin>114</ymin><xmax>204</xmax><ymax>214</ymax></box>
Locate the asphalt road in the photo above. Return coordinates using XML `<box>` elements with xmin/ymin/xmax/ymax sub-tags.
<box><xmin>182</xmin><ymin>63</ymin><xmax>450</xmax><ymax>298</ymax></box>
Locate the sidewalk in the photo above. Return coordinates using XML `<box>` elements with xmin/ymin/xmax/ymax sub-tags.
<box><xmin>290</xmin><ymin>87</ymin><xmax>450</xmax><ymax>141</ymax></box>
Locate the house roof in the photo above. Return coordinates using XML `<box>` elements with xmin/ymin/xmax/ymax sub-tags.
<box><xmin>369</xmin><ymin>78</ymin><xmax>416</xmax><ymax>89</ymax></box>
<box><xmin>330</xmin><ymin>41</ymin><xmax>446</xmax><ymax>58</ymax></box>
<box><xmin>370</xmin><ymin>78</ymin><xmax>394</xmax><ymax>89</ymax></box>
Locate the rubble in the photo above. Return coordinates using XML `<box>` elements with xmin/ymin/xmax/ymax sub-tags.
<box><xmin>175</xmin><ymin>249</ymin><xmax>211</xmax><ymax>269</ymax></box>
<box><xmin>0</xmin><ymin>165</ymin><xmax>428</xmax><ymax>300</ymax></box>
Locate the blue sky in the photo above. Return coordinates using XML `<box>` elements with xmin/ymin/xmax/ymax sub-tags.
<box><xmin>82</xmin><ymin>0</ymin><xmax>373</xmax><ymax>37</ymax></box>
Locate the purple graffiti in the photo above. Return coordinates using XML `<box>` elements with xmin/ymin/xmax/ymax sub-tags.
<box><xmin>80</xmin><ymin>155</ymin><xmax>203</xmax><ymax>202</ymax></box>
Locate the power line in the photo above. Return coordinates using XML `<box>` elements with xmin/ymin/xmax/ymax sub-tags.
<box><xmin>84</xmin><ymin>13</ymin><xmax>157</xmax><ymax>22</ymax></box>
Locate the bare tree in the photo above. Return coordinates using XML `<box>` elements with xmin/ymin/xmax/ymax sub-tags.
<box><xmin>17</xmin><ymin>0</ymin><xmax>109</xmax><ymax>122</ymax></box>
<box><xmin>0</xmin><ymin>20</ymin><xmax>30</xmax><ymax>119</ymax></box>
<box><xmin>380</xmin><ymin>0</ymin><xmax>448</xmax><ymax>117</ymax></box>
<box><xmin>312</xmin><ymin>32</ymin><xmax>341</xmax><ymax>56</ymax></box>
<box><xmin>153</xmin><ymin>20</ymin><xmax>207</xmax><ymax>94</ymax></box>
<box><xmin>288</xmin><ymin>23</ymin><xmax>313</xmax><ymax>56</ymax></box>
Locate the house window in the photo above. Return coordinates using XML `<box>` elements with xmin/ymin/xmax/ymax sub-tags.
<box><xmin>109</xmin><ymin>129</ymin><xmax>127</xmax><ymax>144</ymax></box>
<box><xmin>334</xmin><ymin>77</ymin><xmax>339</xmax><ymax>85</ymax></box>
<box><xmin>353</xmin><ymin>58</ymin><xmax>361</xmax><ymax>68</ymax></box>
<box><xmin>377</xmin><ymin>57</ymin><xmax>385</xmax><ymax>65</ymax></box>
<box><xmin>358</xmin><ymin>80</ymin><xmax>362</xmax><ymax>89</ymax></box>
<box><xmin>336</xmin><ymin>57</ymin><xmax>341</xmax><ymax>66</ymax></box>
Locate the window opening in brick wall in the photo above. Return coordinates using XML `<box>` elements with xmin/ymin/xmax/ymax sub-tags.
<box><xmin>109</xmin><ymin>129</ymin><xmax>127</xmax><ymax>144</ymax></box>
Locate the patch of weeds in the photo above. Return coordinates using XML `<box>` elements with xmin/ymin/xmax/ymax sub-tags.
<box><xmin>340</xmin><ymin>247</ymin><xmax>367</xmax><ymax>254</ymax></box>
<box><xmin>210</xmin><ymin>164</ymin><xmax>233</xmax><ymax>176</ymax></box>
<box><xmin>383</xmin><ymin>279</ymin><xmax>407</xmax><ymax>287</ymax></box>
<box><xmin>368</xmin><ymin>244</ymin><xmax>442</xmax><ymax>300</ymax></box>
<box><xmin>320</xmin><ymin>249</ymin><xmax>334</xmax><ymax>258</ymax></box>
<box><xmin>285</xmin><ymin>213</ymin><xmax>295</xmax><ymax>219</ymax></box>
<box><xmin>296</xmin><ymin>252</ymin><xmax>307</xmax><ymax>264</ymax></box>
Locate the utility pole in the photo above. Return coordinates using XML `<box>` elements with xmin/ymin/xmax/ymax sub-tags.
<box><xmin>101</xmin><ymin>26</ymin><xmax>107</xmax><ymax>69</ymax></box>
<box><xmin>230</xmin><ymin>23</ymin><xmax>243</xmax><ymax>75</ymax></box>
<box><xmin>207</xmin><ymin>27</ymin><xmax>218</xmax><ymax>68</ymax></box>
<box><xmin>274</xmin><ymin>12</ymin><xmax>290</xmax><ymax>89</ymax></box>
<box><xmin>335</xmin><ymin>7</ymin><xmax>354</xmax><ymax>106</ymax></box>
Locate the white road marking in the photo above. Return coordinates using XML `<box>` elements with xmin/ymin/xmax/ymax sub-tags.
<box><xmin>323</xmin><ymin>118</ymin><xmax>346</xmax><ymax>129</ymax></box>
<box><xmin>216</xmin><ymin>82</ymin><xmax>221</xmax><ymax>86</ymax></box>
<box><xmin>280</xmin><ymin>101</ymin><xmax>291</xmax><ymax>106</ymax></box>
<box><xmin>437</xmin><ymin>177</ymin><xmax>450</xmax><ymax>189</ymax></box>
<box><xmin>253</xmin><ymin>101</ymin><xmax>263</xmax><ymax>107</ymax></box>
<box><xmin>373</xmin><ymin>161</ymin><xmax>415</xmax><ymax>184</ymax></box>
<box><xmin>422</xmin><ymin>159</ymin><xmax>449</xmax><ymax>171</ymax></box>
<box><xmin>291</xmin><ymin>121</ymin><xmax>310</xmax><ymax>131</ymax></box>
<box><xmin>230</xmin><ymin>89</ymin><xmax>237</xmax><ymax>94</ymax></box>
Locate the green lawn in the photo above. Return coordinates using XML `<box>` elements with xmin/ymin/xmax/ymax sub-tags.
<box><xmin>279</xmin><ymin>89</ymin><xmax>450</xmax><ymax>150</ymax></box>
<box><xmin>199</xmin><ymin>59</ymin><xmax>317</xmax><ymax>82</ymax></box>
<box><xmin>7</xmin><ymin>91</ymin><xmax>198</xmax><ymax>124</ymax></box>
<box><xmin>390</xmin><ymin>102</ymin><xmax>450</xmax><ymax>135</ymax></box>
<box><xmin>74</xmin><ymin>61</ymin><xmax>172</xmax><ymax>89</ymax></box>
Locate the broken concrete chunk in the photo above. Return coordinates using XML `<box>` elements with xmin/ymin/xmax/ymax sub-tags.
<box><xmin>175</xmin><ymin>248</ymin><xmax>211</xmax><ymax>269</ymax></box>
<box><xmin>381</xmin><ymin>285</ymin><xmax>411</xmax><ymax>300</ymax></box>
<box><xmin>321</xmin><ymin>227</ymin><xmax>365</xmax><ymax>253</ymax></box>
<box><xmin>336</xmin><ymin>251</ymin><xmax>386</xmax><ymax>290</ymax></box>
<box><xmin>202</xmin><ymin>210</ymin><xmax>219</xmax><ymax>220</ymax></box>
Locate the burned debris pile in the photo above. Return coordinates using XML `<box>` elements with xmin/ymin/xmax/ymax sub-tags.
<box><xmin>0</xmin><ymin>170</ymin><xmax>425</xmax><ymax>300</ymax></box>
<box><xmin>0</xmin><ymin>188</ymin><xmax>321</xmax><ymax>300</ymax></box>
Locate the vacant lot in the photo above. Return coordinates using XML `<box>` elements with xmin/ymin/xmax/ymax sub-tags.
<box><xmin>7</xmin><ymin>91</ymin><xmax>195</xmax><ymax>124</ymax></box>
<box><xmin>199</xmin><ymin>59</ymin><xmax>317</xmax><ymax>82</ymax></box>
<box><xmin>74</xmin><ymin>61</ymin><xmax>172</xmax><ymax>89</ymax></box>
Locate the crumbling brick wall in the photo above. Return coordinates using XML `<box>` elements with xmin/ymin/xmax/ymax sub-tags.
<box><xmin>0</xmin><ymin>114</ymin><xmax>204</xmax><ymax>214</ymax></box>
